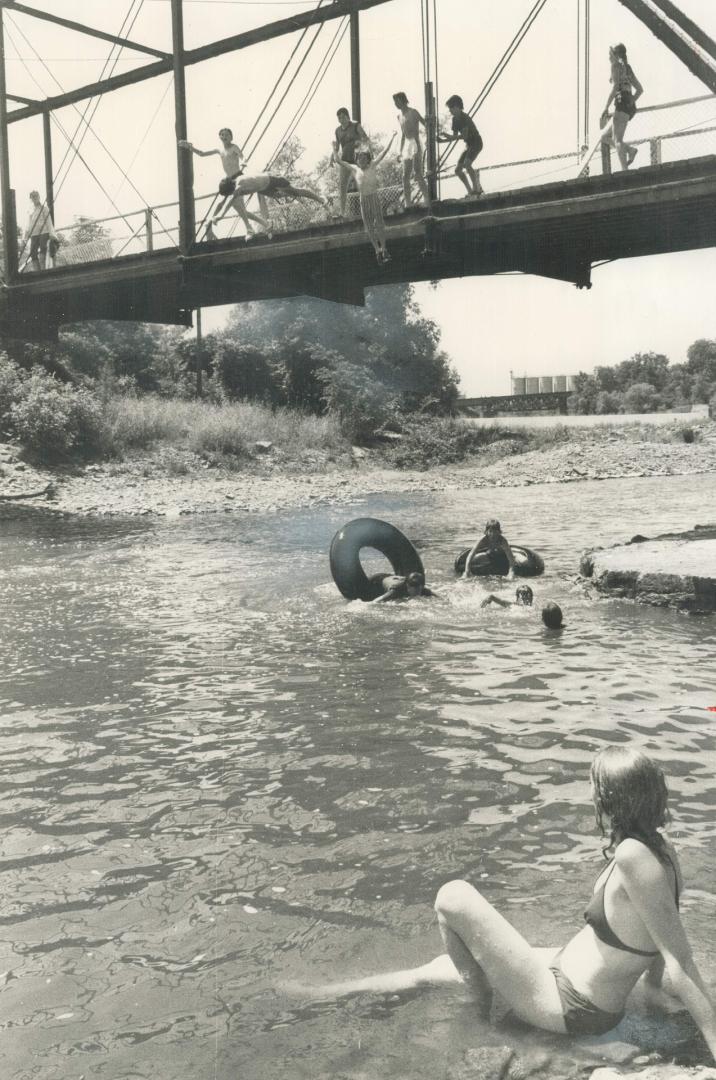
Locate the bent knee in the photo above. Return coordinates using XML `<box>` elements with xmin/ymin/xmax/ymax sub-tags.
<box><xmin>435</xmin><ymin>879</ymin><xmax>482</xmax><ymax>918</ymax></box>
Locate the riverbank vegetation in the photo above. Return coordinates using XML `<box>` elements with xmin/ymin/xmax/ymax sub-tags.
<box><xmin>1</xmin><ymin>277</ymin><xmax>714</xmax><ymax>472</ymax></box>
<box><xmin>568</xmin><ymin>342</ymin><xmax>716</xmax><ymax>414</ymax></box>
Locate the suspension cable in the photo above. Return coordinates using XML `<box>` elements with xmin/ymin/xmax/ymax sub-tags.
<box><xmin>4</xmin><ymin>22</ymin><xmax>138</xmax><ymax>247</ymax></box>
<box><xmin>7</xmin><ymin>9</ymin><xmax>178</xmax><ymax>248</ymax></box>
<box><xmin>243</xmin><ymin>0</ymin><xmax>329</xmax><ymax>160</ymax></box>
<box><xmin>266</xmin><ymin>16</ymin><xmax>349</xmax><ymax>169</ymax></box>
<box><xmin>52</xmin><ymin>0</ymin><xmax>143</xmax><ymax>196</ymax></box>
<box><xmin>438</xmin><ymin>0</ymin><xmax>548</xmax><ymax>171</ymax></box>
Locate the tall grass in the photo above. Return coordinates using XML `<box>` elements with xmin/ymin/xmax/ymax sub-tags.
<box><xmin>103</xmin><ymin>395</ymin><xmax>346</xmax><ymax>462</ymax></box>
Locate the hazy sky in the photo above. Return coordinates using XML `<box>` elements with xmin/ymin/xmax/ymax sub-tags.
<box><xmin>3</xmin><ymin>0</ymin><xmax>716</xmax><ymax>394</ymax></box>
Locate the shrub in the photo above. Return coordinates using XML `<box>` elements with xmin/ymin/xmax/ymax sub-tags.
<box><xmin>621</xmin><ymin>382</ymin><xmax>660</xmax><ymax>414</ymax></box>
<box><xmin>378</xmin><ymin>416</ymin><xmax>507</xmax><ymax>470</ymax></box>
<box><xmin>8</xmin><ymin>369</ymin><xmax>106</xmax><ymax>460</ymax></box>
<box><xmin>679</xmin><ymin>425</ymin><xmax>697</xmax><ymax>444</ymax></box>
<box><xmin>0</xmin><ymin>351</ymin><xmax>26</xmax><ymax>428</ymax></box>
<box><xmin>321</xmin><ymin>361</ymin><xmax>398</xmax><ymax>443</ymax></box>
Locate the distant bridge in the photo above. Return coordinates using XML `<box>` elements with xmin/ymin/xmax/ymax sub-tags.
<box><xmin>1</xmin><ymin>0</ymin><xmax>716</xmax><ymax>341</ymax></box>
<box><xmin>460</xmin><ymin>391</ymin><xmax>572</xmax><ymax>418</ymax></box>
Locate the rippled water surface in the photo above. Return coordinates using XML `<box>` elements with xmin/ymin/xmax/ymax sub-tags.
<box><xmin>1</xmin><ymin>474</ymin><xmax>715</xmax><ymax>1079</ymax></box>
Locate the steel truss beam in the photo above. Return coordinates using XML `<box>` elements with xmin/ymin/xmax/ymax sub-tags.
<box><xmin>617</xmin><ymin>0</ymin><xmax>716</xmax><ymax>93</ymax></box>
<box><xmin>6</xmin><ymin>0</ymin><xmax>394</xmax><ymax>124</ymax></box>
<box><xmin>0</xmin><ymin>1</ymin><xmax>170</xmax><ymax>60</ymax></box>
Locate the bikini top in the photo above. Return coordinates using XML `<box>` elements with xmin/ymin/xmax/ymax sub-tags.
<box><xmin>584</xmin><ymin>853</ymin><xmax>680</xmax><ymax>957</ymax></box>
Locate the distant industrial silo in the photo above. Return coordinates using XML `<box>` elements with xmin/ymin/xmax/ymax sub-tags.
<box><xmin>512</xmin><ymin>376</ymin><xmax>526</xmax><ymax>396</ymax></box>
<box><xmin>539</xmin><ymin>376</ymin><xmax>553</xmax><ymax>393</ymax></box>
<box><xmin>553</xmin><ymin>375</ymin><xmax>567</xmax><ymax>391</ymax></box>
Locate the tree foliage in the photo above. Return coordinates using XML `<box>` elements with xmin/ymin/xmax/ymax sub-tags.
<box><xmin>569</xmin><ymin>344</ymin><xmax>716</xmax><ymax>414</ymax></box>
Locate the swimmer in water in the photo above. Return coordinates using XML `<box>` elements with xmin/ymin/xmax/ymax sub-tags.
<box><xmin>289</xmin><ymin>746</ymin><xmax>716</xmax><ymax>1060</ymax></box>
<box><xmin>369</xmin><ymin>570</ymin><xmax>438</xmax><ymax>603</ymax></box>
<box><xmin>542</xmin><ymin>602</ymin><xmax>563</xmax><ymax>629</ymax></box>
<box><xmin>463</xmin><ymin>519</ymin><xmax>517</xmax><ymax>579</ymax></box>
<box><xmin>480</xmin><ymin>584</ymin><xmax>533</xmax><ymax>608</ymax></box>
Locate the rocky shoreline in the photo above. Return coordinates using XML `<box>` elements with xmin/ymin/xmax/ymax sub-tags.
<box><xmin>1</xmin><ymin>423</ymin><xmax>715</xmax><ymax>519</ymax></box>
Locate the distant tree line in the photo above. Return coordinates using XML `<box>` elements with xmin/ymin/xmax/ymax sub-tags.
<box><xmin>568</xmin><ymin>342</ymin><xmax>716</xmax><ymax>414</ymax></box>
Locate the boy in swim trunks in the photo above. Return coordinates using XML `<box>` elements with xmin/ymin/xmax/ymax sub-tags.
<box><xmin>333</xmin><ymin>108</ymin><xmax>369</xmax><ymax>217</ymax></box>
<box><xmin>437</xmin><ymin>95</ymin><xmax>484</xmax><ymax>198</ymax></box>
<box><xmin>211</xmin><ymin>173</ymin><xmax>327</xmax><ymax>237</ymax></box>
<box><xmin>393</xmin><ymin>92</ymin><xmax>430</xmax><ymax>209</ymax></box>
<box><xmin>178</xmin><ymin>128</ymin><xmax>269</xmax><ymax>239</ymax></box>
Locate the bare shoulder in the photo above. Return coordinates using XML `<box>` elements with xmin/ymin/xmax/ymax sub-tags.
<box><xmin>615</xmin><ymin>838</ymin><xmax>679</xmax><ymax>892</ymax></box>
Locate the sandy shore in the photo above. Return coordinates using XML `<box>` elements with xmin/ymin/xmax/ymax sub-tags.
<box><xmin>1</xmin><ymin>423</ymin><xmax>715</xmax><ymax>518</ymax></box>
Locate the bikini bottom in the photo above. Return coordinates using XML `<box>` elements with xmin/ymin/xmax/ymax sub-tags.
<box><xmin>549</xmin><ymin>958</ymin><xmax>624</xmax><ymax>1036</ymax></box>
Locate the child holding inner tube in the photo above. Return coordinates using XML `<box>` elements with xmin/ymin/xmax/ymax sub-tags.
<box><xmin>369</xmin><ymin>571</ymin><xmax>438</xmax><ymax>603</ymax></box>
<box><xmin>463</xmin><ymin>519</ymin><xmax>517</xmax><ymax>580</ymax></box>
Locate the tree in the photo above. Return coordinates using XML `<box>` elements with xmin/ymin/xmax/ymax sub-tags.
<box><xmin>622</xmin><ymin>382</ymin><xmax>659</xmax><ymax>413</ymax></box>
<box><xmin>223</xmin><ymin>284</ymin><xmax>459</xmax><ymax>416</ymax></box>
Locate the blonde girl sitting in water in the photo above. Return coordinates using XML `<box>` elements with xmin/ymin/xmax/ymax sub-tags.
<box><xmin>295</xmin><ymin>747</ymin><xmax>716</xmax><ymax>1057</ymax></box>
<box><xmin>333</xmin><ymin>134</ymin><xmax>396</xmax><ymax>263</ymax></box>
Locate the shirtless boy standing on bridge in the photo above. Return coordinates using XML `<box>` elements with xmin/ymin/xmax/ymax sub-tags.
<box><xmin>178</xmin><ymin>129</ymin><xmax>272</xmax><ymax>239</ymax></box>
<box><xmin>393</xmin><ymin>92</ymin><xmax>430</xmax><ymax>209</ymax></box>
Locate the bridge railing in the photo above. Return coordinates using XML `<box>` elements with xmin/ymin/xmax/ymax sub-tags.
<box><xmin>15</xmin><ymin>94</ymin><xmax>716</xmax><ymax>274</ymax></box>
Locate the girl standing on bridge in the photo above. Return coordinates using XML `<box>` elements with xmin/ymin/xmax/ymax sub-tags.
<box><xmin>333</xmin><ymin>134</ymin><xmax>396</xmax><ymax>263</ymax></box>
<box><xmin>601</xmin><ymin>44</ymin><xmax>643</xmax><ymax>171</ymax></box>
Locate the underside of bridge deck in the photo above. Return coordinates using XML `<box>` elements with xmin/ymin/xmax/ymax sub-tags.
<box><xmin>2</xmin><ymin>155</ymin><xmax>715</xmax><ymax>342</ymax></box>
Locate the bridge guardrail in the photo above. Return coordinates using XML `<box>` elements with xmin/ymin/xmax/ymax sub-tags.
<box><xmin>14</xmin><ymin>94</ymin><xmax>716</xmax><ymax>273</ymax></box>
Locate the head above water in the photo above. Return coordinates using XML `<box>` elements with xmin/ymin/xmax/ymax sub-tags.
<box><xmin>484</xmin><ymin>518</ymin><xmax>502</xmax><ymax>535</ymax></box>
<box><xmin>515</xmin><ymin>584</ymin><xmax>533</xmax><ymax>606</ymax></box>
<box><xmin>541</xmin><ymin>602</ymin><xmax>563</xmax><ymax>629</ymax></box>
<box><xmin>218</xmin><ymin>128</ymin><xmax>233</xmax><ymax>143</ymax></box>
<box><xmin>591</xmin><ymin>746</ymin><xmax>668</xmax><ymax>857</ymax></box>
<box><xmin>405</xmin><ymin>571</ymin><xmax>425</xmax><ymax>595</ymax></box>
<box><xmin>393</xmin><ymin>91</ymin><xmax>408</xmax><ymax>108</ymax></box>
<box><xmin>446</xmin><ymin>94</ymin><xmax>464</xmax><ymax>113</ymax></box>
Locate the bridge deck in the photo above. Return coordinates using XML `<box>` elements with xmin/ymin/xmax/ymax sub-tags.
<box><xmin>2</xmin><ymin>155</ymin><xmax>716</xmax><ymax>340</ymax></box>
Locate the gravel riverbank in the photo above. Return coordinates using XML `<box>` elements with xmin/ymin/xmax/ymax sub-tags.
<box><xmin>2</xmin><ymin>422</ymin><xmax>715</xmax><ymax>518</ymax></box>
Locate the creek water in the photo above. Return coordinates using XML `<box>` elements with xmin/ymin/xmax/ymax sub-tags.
<box><xmin>1</xmin><ymin>473</ymin><xmax>715</xmax><ymax>1080</ymax></box>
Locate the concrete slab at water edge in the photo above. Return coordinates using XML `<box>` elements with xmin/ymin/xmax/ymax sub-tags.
<box><xmin>580</xmin><ymin>525</ymin><xmax>716</xmax><ymax>613</ymax></box>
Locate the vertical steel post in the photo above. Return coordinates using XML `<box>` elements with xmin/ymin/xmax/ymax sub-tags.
<box><xmin>350</xmin><ymin>9</ymin><xmax>361</xmax><ymax>122</ymax></box>
<box><xmin>601</xmin><ymin>139</ymin><xmax>611</xmax><ymax>175</ymax></box>
<box><xmin>144</xmin><ymin>208</ymin><xmax>154</xmax><ymax>251</ymax></box>
<box><xmin>195</xmin><ymin>307</ymin><xmax>203</xmax><ymax>397</ymax></box>
<box><xmin>42</xmin><ymin>109</ymin><xmax>54</xmax><ymax>221</ymax></box>
<box><xmin>424</xmin><ymin>80</ymin><xmax>438</xmax><ymax>203</ymax></box>
<box><xmin>171</xmin><ymin>0</ymin><xmax>195</xmax><ymax>253</ymax></box>
<box><xmin>0</xmin><ymin>9</ymin><xmax>18</xmax><ymax>282</ymax></box>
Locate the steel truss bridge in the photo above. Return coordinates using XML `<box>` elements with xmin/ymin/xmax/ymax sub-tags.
<box><xmin>1</xmin><ymin>0</ymin><xmax>716</xmax><ymax>341</ymax></box>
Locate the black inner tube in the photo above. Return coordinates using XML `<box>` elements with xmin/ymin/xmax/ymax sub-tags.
<box><xmin>454</xmin><ymin>544</ymin><xmax>545</xmax><ymax>577</ymax></box>
<box><xmin>329</xmin><ymin>517</ymin><xmax>425</xmax><ymax>601</ymax></box>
